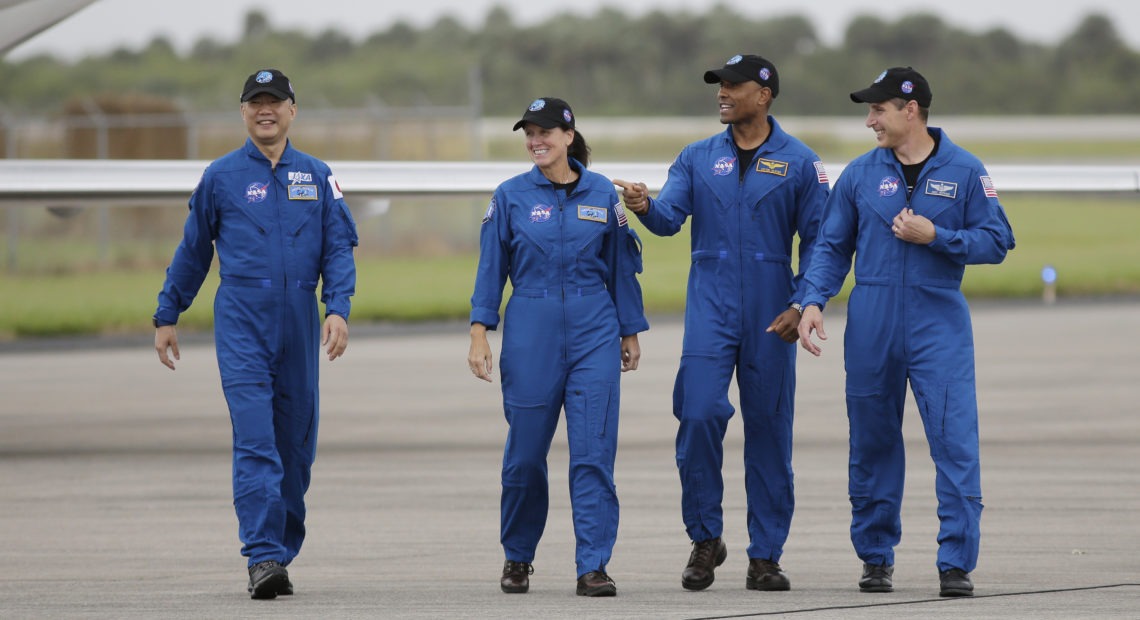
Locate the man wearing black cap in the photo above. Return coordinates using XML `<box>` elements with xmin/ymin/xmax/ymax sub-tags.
<box><xmin>797</xmin><ymin>66</ymin><xmax>1015</xmax><ymax>597</ymax></box>
<box><xmin>153</xmin><ymin>68</ymin><xmax>358</xmax><ymax>599</ymax></box>
<box><xmin>615</xmin><ymin>54</ymin><xmax>829</xmax><ymax>592</ymax></box>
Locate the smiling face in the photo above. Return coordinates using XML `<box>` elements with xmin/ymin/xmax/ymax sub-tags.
<box><xmin>241</xmin><ymin>93</ymin><xmax>296</xmax><ymax>148</ymax></box>
<box><xmin>864</xmin><ymin>98</ymin><xmax>913</xmax><ymax>149</ymax></box>
<box><xmin>715</xmin><ymin>79</ymin><xmax>770</xmax><ymax>125</ymax></box>
<box><xmin>522</xmin><ymin>122</ymin><xmax>573</xmax><ymax>169</ymax></box>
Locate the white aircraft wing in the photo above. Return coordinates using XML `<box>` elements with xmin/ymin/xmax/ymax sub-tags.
<box><xmin>0</xmin><ymin>0</ymin><xmax>98</xmax><ymax>54</ymax></box>
<box><xmin>0</xmin><ymin>160</ymin><xmax>670</xmax><ymax>208</ymax></box>
<box><xmin>0</xmin><ymin>160</ymin><xmax>1138</xmax><ymax>210</ymax></box>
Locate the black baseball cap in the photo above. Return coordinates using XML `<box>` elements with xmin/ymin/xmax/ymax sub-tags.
<box><xmin>241</xmin><ymin>69</ymin><xmax>295</xmax><ymax>103</ymax></box>
<box><xmin>850</xmin><ymin>66</ymin><xmax>932</xmax><ymax>107</ymax></box>
<box><xmin>512</xmin><ymin>97</ymin><xmax>575</xmax><ymax>131</ymax></box>
<box><xmin>703</xmin><ymin>54</ymin><xmax>780</xmax><ymax>98</ymax></box>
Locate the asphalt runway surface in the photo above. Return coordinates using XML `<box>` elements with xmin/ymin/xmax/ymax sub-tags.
<box><xmin>2</xmin><ymin>299</ymin><xmax>1138</xmax><ymax>619</ymax></box>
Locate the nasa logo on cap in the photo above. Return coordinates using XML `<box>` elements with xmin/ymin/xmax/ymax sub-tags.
<box><xmin>702</xmin><ymin>54</ymin><xmax>780</xmax><ymax>97</ymax></box>
<box><xmin>513</xmin><ymin>97</ymin><xmax>576</xmax><ymax>131</ymax></box>
<box><xmin>241</xmin><ymin>68</ymin><xmax>295</xmax><ymax>103</ymax></box>
<box><xmin>850</xmin><ymin>66</ymin><xmax>932</xmax><ymax>107</ymax></box>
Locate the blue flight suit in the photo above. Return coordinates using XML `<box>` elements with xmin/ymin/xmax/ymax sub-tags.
<box><xmin>154</xmin><ymin>138</ymin><xmax>358</xmax><ymax>567</ymax></box>
<box><xmin>637</xmin><ymin>118</ymin><xmax>829</xmax><ymax>561</ymax></box>
<box><xmin>470</xmin><ymin>159</ymin><xmax>649</xmax><ymax>577</ymax></box>
<box><xmin>801</xmin><ymin>128</ymin><xmax>1014</xmax><ymax>572</ymax></box>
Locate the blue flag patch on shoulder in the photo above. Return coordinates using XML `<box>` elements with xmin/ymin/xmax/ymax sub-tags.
<box><xmin>482</xmin><ymin>197</ymin><xmax>497</xmax><ymax>223</ymax></box>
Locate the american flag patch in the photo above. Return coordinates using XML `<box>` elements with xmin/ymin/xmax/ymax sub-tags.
<box><xmin>814</xmin><ymin>161</ymin><xmax>829</xmax><ymax>184</ymax></box>
<box><xmin>614</xmin><ymin>202</ymin><xmax>628</xmax><ymax>227</ymax></box>
<box><xmin>980</xmin><ymin>175</ymin><xmax>998</xmax><ymax>198</ymax></box>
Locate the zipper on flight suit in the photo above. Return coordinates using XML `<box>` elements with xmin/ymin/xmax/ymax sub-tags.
<box><xmin>556</xmin><ymin>186</ymin><xmax>569</xmax><ymax>362</ymax></box>
<box><xmin>898</xmin><ymin>159</ymin><xmax>931</xmax><ymax>361</ymax></box>
<box><xmin>557</xmin><ymin>188</ymin><xmax>566</xmax><ymax>302</ymax></box>
<box><xmin>733</xmin><ymin>152</ymin><xmax>757</xmax><ymax>324</ymax></box>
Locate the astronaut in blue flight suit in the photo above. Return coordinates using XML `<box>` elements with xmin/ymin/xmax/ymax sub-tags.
<box><xmin>616</xmin><ymin>54</ymin><xmax>829</xmax><ymax>592</ymax></box>
<box><xmin>468</xmin><ymin>98</ymin><xmax>648</xmax><ymax>598</ymax></box>
<box><xmin>797</xmin><ymin>67</ymin><xmax>1015</xmax><ymax>598</ymax></box>
<box><xmin>153</xmin><ymin>69</ymin><xmax>358</xmax><ymax>600</ymax></box>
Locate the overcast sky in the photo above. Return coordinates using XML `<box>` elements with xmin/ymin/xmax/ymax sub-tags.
<box><xmin>8</xmin><ymin>0</ymin><xmax>1140</xmax><ymax>60</ymax></box>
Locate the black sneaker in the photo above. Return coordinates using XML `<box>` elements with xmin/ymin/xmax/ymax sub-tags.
<box><xmin>859</xmin><ymin>563</ymin><xmax>894</xmax><ymax>593</ymax></box>
<box><xmin>939</xmin><ymin>568</ymin><xmax>974</xmax><ymax>597</ymax></box>
<box><xmin>746</xmin><ymin>558</ymin><xmax>790</xmax><ymax>591</ymax></box>
<box><xmin>500</xmin><ymin>560</ymin><xmax>533</xmax><ymax>593</ymax></box>
<box><xmin>681</xmin><ymin>537</ymin><xmax>727</xmax><ymax>591</ymax></box>
<box><xmin>247</xmin><ymin>560</ymin><xmax>290</xmax><ymax>600</ymax></box>
<box><xmin>576</xmin><ymin>570</ymin><xmax>617</xmax><ymax>597</ymax></box>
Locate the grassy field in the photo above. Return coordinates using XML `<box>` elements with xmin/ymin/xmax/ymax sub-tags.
<box><xmin>1</xmin><ymin>194</ymin><xmax>1137</xmax><ymax>340</ymax></box>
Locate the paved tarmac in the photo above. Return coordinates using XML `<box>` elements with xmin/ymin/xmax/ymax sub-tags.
<box><xmin>1</xmin><ymin>299</ymin><xmax>1138</xmax><ymax>619</ymax></box>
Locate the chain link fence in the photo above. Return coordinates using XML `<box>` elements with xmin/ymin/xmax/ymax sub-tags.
<box><xmin>1</xmin><ymin>96</ymin><xmax>487</xmax><ymax>273</ymax></box>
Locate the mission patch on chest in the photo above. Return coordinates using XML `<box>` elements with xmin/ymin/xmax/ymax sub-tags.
<box><xmin>578</xmin><ymin>205</ymin><xmax>608</xmax><ymax>223</ymax></box>
<box><xmin>288</xmin><ymin>185</ymin><xmax>318</xmax><ymax>200</ymax></box>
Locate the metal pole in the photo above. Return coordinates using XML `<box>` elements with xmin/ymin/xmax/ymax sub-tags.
<box><xmin>367</xmin><ymin>97</ymin><xmax>390</xmax><ymax>160</ymax></box>
<box><xmin>6</xmin><ymin>209</ymin><xmax>19</xmax><ymax>273</ymax></box>
<box><xmin>79</xmin><ymin>98</ymin><xmax>111</xmax><ymax>267</ymax></box>
<box><xmin>468</xmin><ymin>64</ymin><xmax>483</xmax><ymax>161</ymax></box>
<box><xmin>1</xmin><ymin>107</ymin><xmax>17</xmax><ymax>271</ymax></box>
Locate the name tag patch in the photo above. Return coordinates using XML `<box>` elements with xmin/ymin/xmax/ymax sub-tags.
<box><xmin>925</xmin><ymin>179</ymin><xmax>958</xmax><ymax>199</ymax></box>
<box><xmin>756</xmin><ymin>158</ymin><xmax>788</xmax><ymax>176</ymax></box>
<box><xmin>578</xmin><ymin>205</ymin><xmax>608</xmax><ymax>223</ymax></box>
<box><xmin>288</xmin><ymin>184</ymin><xmax>318</xmax><ymax>200</ymax></box>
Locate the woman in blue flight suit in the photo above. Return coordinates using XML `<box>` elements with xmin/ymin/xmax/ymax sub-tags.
<box><xmin>468</xmin><ymin>97</ymin><xmax>649</xmax><ymax>597</ymax></box>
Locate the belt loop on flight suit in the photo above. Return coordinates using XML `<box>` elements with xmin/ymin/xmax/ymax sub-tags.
<box><xmin>512</xmin><ymin>285</ymin><xmax>606</xmax><ymax>298</ymax></box>
<box><xmin>221</xmin><ymin>275</ymin><xmax>318</xmax><ymax>292</ymax></box>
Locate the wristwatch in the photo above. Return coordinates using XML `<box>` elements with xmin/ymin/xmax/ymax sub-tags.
<box><xmin>790</xmin><ymin>302</ymin><xmax>803</xmax><ymax>315</ymax></box>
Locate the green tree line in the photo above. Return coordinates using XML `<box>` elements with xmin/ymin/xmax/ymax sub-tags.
<box><xmin>1</xmin><ymin>7</ymin><xmax>1136</xmax><ymax>116</ymax></box>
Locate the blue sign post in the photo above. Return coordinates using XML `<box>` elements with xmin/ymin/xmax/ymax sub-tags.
<box><xmin>1041</xmin><ymin>264</ymin><xmax>1057</xmax><ymax>305</ymax></box>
